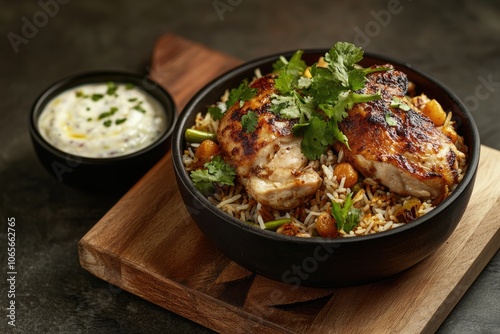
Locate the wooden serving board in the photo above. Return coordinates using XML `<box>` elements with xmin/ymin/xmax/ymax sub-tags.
<box><xmin>79</xmin><ymin>33</ymin><xmax>500</xmax><ymax>334</ymax></box>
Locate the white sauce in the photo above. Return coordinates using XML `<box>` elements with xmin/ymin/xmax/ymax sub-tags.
<box><xmin>38</xmin><ymin>82</ymin><xmax>167</xmax><ymax>158</ymax></box>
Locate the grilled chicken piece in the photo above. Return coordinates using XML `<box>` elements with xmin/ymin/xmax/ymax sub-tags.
<box><xmin>337</xmin><ymin>65</ymin><xmax>466</xmax><ymax>202</ymax></box>
<box><xmin>217</xmin><ymin>75</ymin><xmax>322</xmax><ymax>210</ymax></box>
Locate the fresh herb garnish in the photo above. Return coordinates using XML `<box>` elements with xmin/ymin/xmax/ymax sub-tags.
<box><xmin>190</xmin><ymin>155</ymin><xmax>236</xmax><ymax>194</ymax></box>
<box><xmin>269</xmin><ymin>42</ymin><xmax>388</xmax><ymax>160</ymax></box>
<box><xmin>128</xmin><ymin>97</ymin><xmax>138</xmax><ymax>102</ymax></box>
<box><xmin>91</xmin><ymin>94</ymin><xmax>104</xmax><ymax>101</ymax></box>
<box><xmin>125</xmin><ymin>83</ymin><xmax>135</xmax><ymax>90</ymax></box>
<box><xmin>75</xmin><ymin>91</ymin><xmax>86</xmax><ymax>98</ymax></box>
<box><xmin>103</xmin><ymin>120</ymin><xmax>112</xmax><ymax>127</ymax></box>
<box><xmin>273</xmin><ymin>50</ymin><xmax>307</xmax><ymax>94</ymax></box>
<box><xmin>390</xmin><ymin>97</ymin><xmax>411</xmax><ymax>111</ymax></box>
<box><xmin>225</xmin><ymin>80</ymin><xmax>257</xmax><ymax>109</ymax></box>
<box><xmin>98</xmin><ymin>107</ymin><xmax>118</xmax><ymax>120</ymax></box>
<box><xmin>270</xmin><ymin>92</ymin><xmax>315</xmax><ymax>123</ymax></box>
<box><xmin>293</xmin><ymin>116</ymin><xmax>335</xmax><ymax>160</ymax></box>
<box><xmin>208</xmin><ymin>80</ymin><xmax>257</xmax><ymax>120</ymax></box>
<box><xmin>331</xmin><ymin>192</ymin><xmax>361</xmax><ymax>233</ymax></box>
<box><xmin>385</xmin><ymin>112</ymin><xmax>398</xmax><ymax>126</ymax></box>
<box><xmin>115</xmin><ymin>118</ymin><xmax>127</xmax><ymax>125</ymax></box>
<box><xmin>208</xmin><ymin>104</ymin><xmax>225</xmax><ymax>120</ymax></box>
<box><xmin>132</xmin><ymin>102</ymin><xmax>146</xmax><ymax>113</ymax></box>
<box><xmin>241</xmin><ymin>110</ymin><xmax>258</xmax><ymax>133</ymax></box>
<box><xmin>106</xmin><ymin>81</ymin><xmax>118</xmax><ymax>96</ymax></box>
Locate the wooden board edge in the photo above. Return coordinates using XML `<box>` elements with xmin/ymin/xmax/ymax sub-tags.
<box><xmin>421</xmin><ymin>198</ymin><xmax>500</xmax><ymax>334</ymax></box>
<box><xmin>78</xmin><ymin>240</ymin><xmax>294</xmax><ymax>334</ymax></box>
<box><xmin>78</xmin><ymin>239</ymin><xmax>124</xmax><ymax>287</ymax></box>
<box><xmin>150</xmin><ymin>33</ymin><xmax>242</xmax><ymax>111</ymax></box>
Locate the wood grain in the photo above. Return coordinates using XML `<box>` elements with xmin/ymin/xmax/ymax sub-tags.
<box><xmin>79</xmin><ymin>33</ymin><xmax>500</xmax><ymax>334</ymax></box>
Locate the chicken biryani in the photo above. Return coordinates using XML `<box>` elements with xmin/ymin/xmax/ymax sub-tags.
<box><xmin>182</xmin><ymin>42</ymin><xmax>468</xmax><ymax>238</ymax></box>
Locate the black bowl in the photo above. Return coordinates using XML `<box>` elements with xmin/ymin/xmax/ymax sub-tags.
<box><xmin>30</xmin><ymin>71</ymin><xmax>176</xmax><ymax>192</ymax></box>
<box><xmin>171</xmin><ymin>50</ymin><xmax>480</xmax><ymax>287</ymax></box>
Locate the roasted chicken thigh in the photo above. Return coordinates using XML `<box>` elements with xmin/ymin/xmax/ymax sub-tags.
<box><xmin>217</xmin><ymin>75</ymin><xmax>322</xmax><ymax>210</ymax></box>
<box><xmin>337</xmin><ymin>65</ymin><xmax>466</xmax><ymax>202</ymax></box>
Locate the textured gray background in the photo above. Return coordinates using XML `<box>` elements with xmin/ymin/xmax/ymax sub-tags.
<box><xmin>1</xmin><ymin>0</ymin><xmax>499</xmax><ymax>333</ymax></box>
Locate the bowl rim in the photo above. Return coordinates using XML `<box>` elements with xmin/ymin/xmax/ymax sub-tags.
<box><xmin>172</xmin><ymin>48</ymin><xmax>481</xmax><ymax>245</ymax></box>
<box><xmin>29</xmin><ymin>70</ymin><xmax>177</xmax><ymax>164</ymax></box>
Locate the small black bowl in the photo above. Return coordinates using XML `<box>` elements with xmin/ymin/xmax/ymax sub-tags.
<box><xmin>172</xmin><ymin>50</ymin><xmax>480</xmax><ymax>287</ymax></box>
<box><xmin>30</xmin><ymin>71</ymin><xmax>176</xmax><ymax>192</ymax></box>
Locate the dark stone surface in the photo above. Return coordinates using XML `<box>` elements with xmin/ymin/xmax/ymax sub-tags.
<box><xmin>1</xmin><ymin>0</ymin><xmax>499</xmax><ymax>333</ymax></box>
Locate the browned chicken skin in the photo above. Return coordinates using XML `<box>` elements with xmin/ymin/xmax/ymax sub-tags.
<box><xmin>337</xmin><ymin>65</ymin><xmax>466</xmax><ymax>202</ymax></box>
<box><xmin>217</xmin><ymin>75</ymin><xmax>322</xmax><ymax>210</ymax></box>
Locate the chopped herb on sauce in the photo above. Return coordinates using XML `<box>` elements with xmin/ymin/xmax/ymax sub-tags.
<box><xmin>91</xmin><ymin>94</ymin><xmax>104</xmax><ymax>101</ymax></box>
<box><xmin>133</xmin><ymin>103</ymin><xmax>146</xmax><ymax>113</ymax></box>
<box><xmin>106</xmin><ymin>81</ymin><xmax>118</xmax><ymax>96</ymax></box>
<box><xmin>98</xmin><ymin>107</ymin><xmax>118</xmax><ymax>120</ymax></box>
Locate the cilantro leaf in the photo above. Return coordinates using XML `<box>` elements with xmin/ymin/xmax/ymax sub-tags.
<box><xmin>275</xmin><ymin>71</ymin><xmax>295</xmax><ymax>94</ymax></box>
<box><xmin>241</xmin><ymin>111</ymin><xmax>258</xmax><ymax>133</ymax></box>
<box><xmin>297</xmin><ymin>76</ymin><xmax>311</xmax><ymax>89</ymax></box>
<box><xmin>133</xmin><ymin>103</ymin><xmax>146</xmax><ymax>113</ymax></box>
<box><xmin>331</xmin><ymin>121</ymin><xmax>350</xmax><ymax>149</ymax></box>
<box><xmin>98</xmin><ymin>107</ymin><xmax>118</xmax><ymax>120</ymax></box>
<box><xmin>347</xmin><ymin>68</ymin><xmax>368</xmax><ymax>91</ymax></box>
<box><xmin>270</xmin><ymin>92</ymin><xmax>315</xmax><ymax>122</ymax></box>
<box><xmin>295</xmin><ymin>116</ymin><xmax>334</xmax><ymax>160</ymax></box>
<box><xmin>331</xmin><ymin>192</ymin><xmax>361</xmax><ymax>232</ymax></box>
<box><xmin>209</xmin><ymin>80</ymin><xmax>257</xmax><ymax>121</ymax></box>
<box><xmin>274</xmin><ymin>50</ymin><xmax>307</xmax><ymax>94</ymax></box>
<box><xmin>91</xmin><ymin>94</ymin><xmax>104</xmax><ymax>101</ymax></box>
<box><xmin>190</xmin><ymin>155</ymin><xmax>236</xmax><ymax>194</ymax></box>
<box><xmin>325</xmin><ymin>42</ymin><xmax>364</xmax><ymax>87</ymax></box>
<box><xmin>385</xmin><ymin>112</ymin><xmax>398</xmax><ymax>126</ymax></box>
<box><xmin>272</xmin><ymin>55</ymin><xmax>288</xmax><ymax>72</ymax></box>
<box><xmin>226</xmin><ymin>80</ymin><xmax>257</xmax><ymax>108</ymax></box>
<box><xmin>270</xmin><ymin>94</ymin><xmax>298</xmax><ymax>118</ymax></box>
<box><xmin>390</xmin><ymin>97</ymin><xmax>411</xmax><ymax>111</ymax></box>
<box><xmin>106</xmin><ymin>81</ymin><xmax>118</xmax><ymax>96</ymax></box>
<box><xmin>349</xmin><ymin>67</ymin><xmax>391</xmax><ymax>91</ymax></box>
<box><xmin>308</xmin><ymin>65</ymin><xmax>347</xmax><ymax>105</ymax></box>
<box><xmin>318</xmin><ymin>91</ymin><xmax>381</xmax><ymax>127</ymax></box>
<box><xmin>208</xmin><ymin>104</ymin><xmax>225</xmax><ymax>120</ymax></box>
